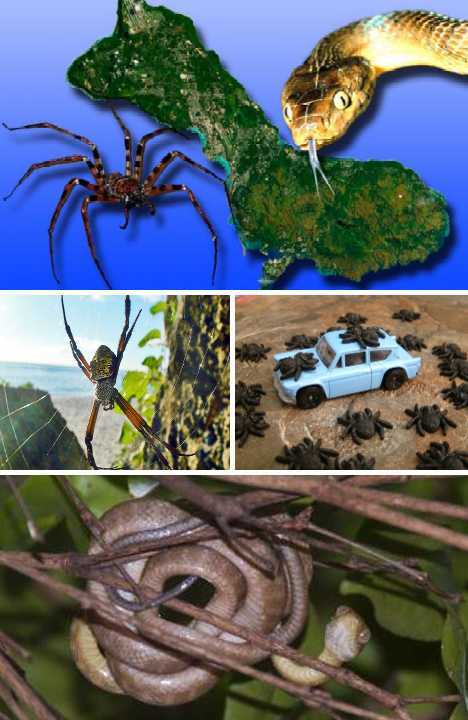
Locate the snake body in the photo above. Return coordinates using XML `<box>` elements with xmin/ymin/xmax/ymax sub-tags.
<box><xmin>71</xmin><ymin>497</ymin><xmax>313</xmax><ymax>706</ymax></box>
<box><xmin>282</xmin><ymin>10</ymin><xmax>468</xmax><ymax>150</ymax></box>
<box><xmin>71</xmin><ymin>497</ymin><xmax>369</xmax><ymax>706</ymax></box>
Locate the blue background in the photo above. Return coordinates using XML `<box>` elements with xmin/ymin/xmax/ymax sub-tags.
<box><xmin>1</xmin><ymin>1</ymin><xmax>467</xmax><ymax>290</ymax></box>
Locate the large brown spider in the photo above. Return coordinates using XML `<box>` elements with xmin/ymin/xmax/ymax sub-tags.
<box><xmin>61</xmin><ymin>295</ymin><xmax>194</xmax><ymax>470</ymax></box>
<box><xmin>4</xmin><ymin>108</ymin><xmax>228</xmax><ymax>288</ymax></box>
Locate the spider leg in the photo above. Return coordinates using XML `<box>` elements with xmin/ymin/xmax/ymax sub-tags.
<box><xmin>85</xmin><ymin>400</ymin><xmax>105</xmax><ymax>470</ymax></box>
<box><xmin>114</xmin><ymin>296</ymin><xmax>142</xmax><ymax>378</ymax></box>
<box><xmin>81</xmin><ymin>196</ymin><xmax>118</xmax><ymax>290</ymax></box>
<box><xmin>3</xmin><ymin>122</ymin><xmax>106</xmax><ymax>179</ymax></box>
<box><xmin>144</xmin><ymin>151</ymin><xmax>224</xmax><ymax>189</ymax></box>
<box><xmin>114</xmin><ymin>390</ymin><xmax>197</xmax><ymax>464</ymax></box>
<box><xmin>134</xmin><ymin>128</ymin><xmax>187</xmax><ymax>182</ymax></box>
<box><xmin>49</xmin><ymin>179</ymin><xmax>98</xmax><ymax>285</ymax></box>
<box><xmin>60</xmin><ymin>297</ymin><xmax>93</xmax><ymax>381</ymax></box>
<box><xmin>151</xmin><ymin>184</ymin><xmax>218</xmax><ymax>286</ymax></box>
<box><xmin>120</xmin><ymin>205</ymin><xmax>131</xmax><ymax>231</ymax></box>
<box><xmin>110</xmin><ymin>107</ymin><xmax>133</xmax><ymax>177</ymax></box>
<box><xmin>113</xmin><ymin>390</ymin><xmax>171</xmax><ymax>469</ymax></box>
<box><xmin>416</xmin><ymin>419</ymin><xmax>425</xmax><ymax>437</ymax></box>
<box><xmin>3</xmin><ymin>155</ymin><xmax>102</xmax><ymax>201</ymax></box>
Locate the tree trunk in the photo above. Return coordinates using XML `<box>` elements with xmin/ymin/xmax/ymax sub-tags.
<box><xmin>150</xmin><ymin>296</ymin><xmax>230</xmax><ymax>470</ymax></box>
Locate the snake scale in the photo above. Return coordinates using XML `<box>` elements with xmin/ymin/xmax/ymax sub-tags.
<box><xmin>282</xmin><ymin>10</ymin><xmax>468</xmax><ymax>152</ymax></box>
<box><xmin>71</xmin><ymin>497</ymin><xmax>370</xmax><ymax>706</ymax></box>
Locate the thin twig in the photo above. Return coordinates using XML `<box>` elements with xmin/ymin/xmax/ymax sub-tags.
<box><xmin>218</xmin><ymin>476</ymin><xmax>468</xmax><ymax>553</ymax></box>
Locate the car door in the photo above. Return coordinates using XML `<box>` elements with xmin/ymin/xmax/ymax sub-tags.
<box><xmin>328</xmin><ymin>351</ymin><xmax>372</xmax><ymax>398</ymax></box>
<box><xmin>370</xmin><ymin>349</ymin><xmax>392</xmax><ymax>389</ymax></box>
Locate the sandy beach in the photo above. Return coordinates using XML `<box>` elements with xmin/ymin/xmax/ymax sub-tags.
<box><xmin>52</xmin><ymin>395</ymin><xmax>124</xmax><ymax>469</ymax></box>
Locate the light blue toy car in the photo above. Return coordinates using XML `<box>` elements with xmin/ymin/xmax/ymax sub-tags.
<box><xmin>273</xmin><ymin>329</ymin><xmax>422</xmax><ymax>409</ymax></box>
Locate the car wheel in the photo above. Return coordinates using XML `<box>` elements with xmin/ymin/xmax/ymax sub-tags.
<box><xmin>383</xmin><ymin>368</ymin><xmax>407</xmax><ymax>391</ymax></box>
<box><xmin>297</xmin><ymin>386</ymin><xmax>325</xmax><ymax>409</ymax></box>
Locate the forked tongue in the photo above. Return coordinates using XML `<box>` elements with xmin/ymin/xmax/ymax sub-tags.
<box><xmin>308</xmin><ymin>139</ymin><xmax>334</xmax><ymax>197</ymax></box>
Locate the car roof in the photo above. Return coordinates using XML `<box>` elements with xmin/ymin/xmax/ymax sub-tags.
<box><xmin>323</xmin><ymin>330</ymin><xmax>399</xmax><ymax>355</ymax></box>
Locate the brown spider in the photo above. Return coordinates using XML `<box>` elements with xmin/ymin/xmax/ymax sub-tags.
<box><xmin>4</xmin><ymin>108</ymin><xmax>228</xmax><ymax>288</ymax></box>
<box><xmin>61</xmin><ymin>295</ymin><xmax>195</xmax><ymax>470</ymax></box>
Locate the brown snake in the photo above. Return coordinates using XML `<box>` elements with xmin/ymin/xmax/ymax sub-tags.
<box><xmin>282</xmin><ymin>10</ymin><xmax>468</xmax><ymax>187</ymax></box>
<box><xmin>70</xmin><ymin>497</ymin><xmax>369</xmax><ymax>705</ymax></box>
<box><xmin>71</xmin><ymin>496</ymin><xmax>313</xmax><ymax>706</ymax></box>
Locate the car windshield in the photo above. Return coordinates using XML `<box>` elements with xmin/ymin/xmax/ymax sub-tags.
<box><xmin>316</xmin><ymin>337</ymin><xmax>336</xmax><ymax>368</ymax></box>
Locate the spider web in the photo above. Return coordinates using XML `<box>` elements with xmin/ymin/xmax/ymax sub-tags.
<box><xmin>0</xmin><ymin>296</ymin><xmax>229</xmax><ymax>471</ymax></box>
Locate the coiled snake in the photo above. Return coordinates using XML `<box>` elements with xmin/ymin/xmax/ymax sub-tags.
<box><xmin>71</xmin><ymin>497</ymin><xmax>370</xmax><ymax>706</ymax></box>
<box><xmin>282</xmin><ymin>10</ymin><xmax>468</xmax><ymax>189</ymax></box>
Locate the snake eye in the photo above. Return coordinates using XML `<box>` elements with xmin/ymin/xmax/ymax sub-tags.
<box><xmin>333</xmin><ymin>90</ymin><xmax>351</xmax><ymax>110</ymax></box>
<box><xmin>284</xmin><ymin>104</ymin><xmax>293</xmax><ymax>122</ymax></box>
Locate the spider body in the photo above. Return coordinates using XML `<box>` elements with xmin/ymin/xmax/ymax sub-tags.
<box><xmin>285</xmin><ymin>335</ymin><xmax>318</xmax><ymax>350</ymax></box>
<box><xmin>276</xmin><ymin>438</ymin><xmax>338</xmax><ymax>470</ymax></box>
<box><xmin>235</xmin><ymin>344</ymin><xmax>272</xmax><ymax>364</ymax></box>
<box><xmin>336</xmin><ymin>453</ymin><xmax>376</xmax><ymax>471</ymax></box>
<box><xmin>337</xmin><ymin>313</ymin><xmax>368</xmax><ymax>326</ymax></box>
<box><xmin>235</xmin><ymin>410</ymin><xmax>270</xmax><ymax>447</ymax></box>
<box><xmin>439</xmin><ymin>358</ymin><xmax>468</xmax><ymax>382</ymax></box>
<box><xmin>89</xmin><ymin>346</ymin><xmax>119</xmax><ymax>410</ymax></box>
<box><xmin>417</xmin><ymin>442</ymin><xmax>468</xmax><ymax>470</ymax></box>
<box><xmin>339</xmin><ymin>325</ymin><xmax>385</xmax><ymax>350</ymax></box>
<box><xmin>274</xmin><ymin>352</ymin><xmax>319</xmax><ymax>381</ymax></box>
<box><xmin>392</xmin><ymin>310</ymin><xmax>421</xmax><ymax>323</ymax></box>
<box><xmin>442</xmin><ymin>381</ymin><xmax>468</xmax><ymax>409</ymax></box>
<box><xmin>404</xmin><ymin>404</ymin><xmax>457</xmax><ymax>437</ymax></box>
<box><xmin>235</xmin><ymin>382</ymin><xmax>266</xmax><ymax>411</ymax></box>
<box><xmin>61</xmin><ymin>296</ymin><xmax>194</xmax><ymax>470</ymax></box>
<box><xmin>397</xmin><ymin>335</ymin><xmax>427</xmax><ymax>353</ymax></box>
<box><xmin>4</xmin><ymin>109</ymin><xmax>228</xmax><ymax>288</ymax></box>
<box><xmin>433</xmin><ymin>343</ymin><xmax>467</xmax><ymax>362</ymax></box>
<box><xmin>338</xmin><ymin>408</ymin><xmax>393</xmax><ymax>445</ymax></box>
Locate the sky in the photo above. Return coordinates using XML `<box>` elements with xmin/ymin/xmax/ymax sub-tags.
<box><xmin>0</xmin><ymin>294</ymin><xmax>166</xmax><ymax>370</ymax></box>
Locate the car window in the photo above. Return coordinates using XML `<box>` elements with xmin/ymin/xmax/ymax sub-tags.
<box><xmin>371</xmin><ymin>350</ymin><xmax>391</xmax><ymax>362</ymax></box>
<box><xmin>316</xmin><ymin>337</ymin><xmax>336</xmax><ymax>368</ymax></box>
<box><xmin>345</xmin><ymin>352</ymin><xmax>366</xmax><ymax>367</ymax></box>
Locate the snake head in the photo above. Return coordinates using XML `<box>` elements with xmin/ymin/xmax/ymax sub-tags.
<box><xmin>282</xmin><ymin>58</ymin><xmax>376</xmax><ymax>150</ymax></box>
<box><xmin>324</xmin><ymin>605</ymin><xmax>371</xmax><ymax>662</ymax></box>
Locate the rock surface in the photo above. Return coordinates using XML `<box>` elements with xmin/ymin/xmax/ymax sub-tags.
<box><xmin>0</xmin><ymin>387</ymin><xmax>87</xmax><ymax>470</ymax></box>
<box><xmin>235</xmin><ymin>296</ymin><xmax>468</xmax><ymax>470</ymax></box>
<box><xmin>68</xmin><ymin>0</ymin><xmax>449</xmax><ymax>286</ymax></box>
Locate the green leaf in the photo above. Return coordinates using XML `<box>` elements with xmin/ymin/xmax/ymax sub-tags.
<box><xmin>442</xmin><ymin>596</ymin><xmax>468</xmax><ymax>709</ymax></box>
<box><xmin>341</xmin><ymin>576</ymin><xmax>445</xmax><ymax>641</ymax></box>
<box><xmin>68</xmin><ymin>476</ymin><xmax>130</xmax><ymax>520</ymax></box>
<box><xmin>143</xmin><ymin>355</ymin><xmax>163</xmax><ymax>372</ymax></box>
<box><xmin>119</xmin><ymin>421</ymin><xmax>138</xmax><ymax>445</ymax></box>
<box><xmin>121</xmin><ymin>370</ymin><xmax>148</xmax><ymax>400</ymax></box>
<box><xmin>395</xmin><ymin>666</ymin><xmax>453</xmax><ymax>717</ymax></box>
<box><xmin>138</xmin><ymin>329</ymin><xmax>161</xmax><ymax>347</ymax></box>
<box><xmin>0</xmin><ymin>477</ymin><xmax>87</xmax><ymax>550</ymax></box>
<box><xmin>150</xmin><ymin>301</ymin><xmax>166</xmax><ymax>316</ymax></box>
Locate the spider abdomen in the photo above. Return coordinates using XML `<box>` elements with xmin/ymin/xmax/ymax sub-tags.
<box><xmin>91</xmin><ymin>346</ymin><xmax>117</xmax><ymax>382</ymax></box>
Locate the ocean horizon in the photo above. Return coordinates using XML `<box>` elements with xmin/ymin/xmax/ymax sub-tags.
<box><xmin>0</xmin><ymin>361</ymin><xmax>127</xmax><ymax>398</ymax></box>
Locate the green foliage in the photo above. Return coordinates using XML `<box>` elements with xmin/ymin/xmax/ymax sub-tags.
<box><xmin>442</xmin><ymin>597</ymin><xmax>468</xmax><ymax>709</ymax></box>
<box><xmin>116</xmin><ymin>303</ymin><xmax>166</xmax><ymax>468</ymax></box>
<box><xmin>341</xmin><ymin>576</ymin><xmax>445</xmax><ymax>642</ymax></box>
<box><xmin>138</xmin><ymin>328</ymin><xmax>161</xmax><ymax>348</ymax></box>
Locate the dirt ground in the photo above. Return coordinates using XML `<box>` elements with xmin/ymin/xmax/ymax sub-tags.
<box><xmin>235</xmin><ymin>295</ymin><xmax>468</xmax><ymax>470</ymax></box>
